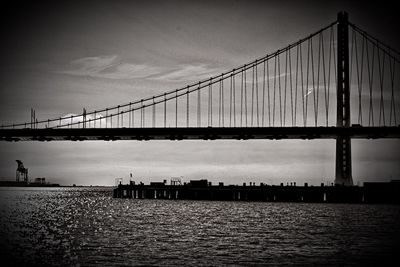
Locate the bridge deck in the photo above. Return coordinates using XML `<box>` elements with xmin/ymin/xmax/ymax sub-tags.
<box><xmin>0</xmin><ymin>126</ymin><xmax>399</xmax><ymax>141</ymax></box>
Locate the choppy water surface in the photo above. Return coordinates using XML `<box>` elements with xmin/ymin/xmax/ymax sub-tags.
<box><xmin>0</xmin><ymin>187</ymin><xmax>399</xmax><ymax>266</ymax></box>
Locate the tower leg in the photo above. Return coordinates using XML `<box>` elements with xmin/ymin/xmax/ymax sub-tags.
<box><xmin>335</xmin><ymin>11</ymin><xmax>353</xmax><ymax>186</ymax></box>
<box><xmin>335</xmin><ymin>136</ymin><xmax>353</xmax><ymax>185</ymax></box>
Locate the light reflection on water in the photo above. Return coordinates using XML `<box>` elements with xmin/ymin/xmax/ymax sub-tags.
<box><xmin>0</xmin><ymin>187</ymin><xmax>399</xmax><ymax>266</ymax></box>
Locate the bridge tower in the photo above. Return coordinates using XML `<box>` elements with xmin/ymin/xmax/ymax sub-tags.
<box><xmin>335</xmin><ymin>11</ymin><xmax>353</xmax><ymax>186</ymax></box>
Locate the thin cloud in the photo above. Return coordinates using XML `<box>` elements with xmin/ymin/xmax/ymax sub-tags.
<box><xmin>100</xmin><ymin>63</ymin><xmax>163</xmax><ymax>79</ymax></box>
<box><xmin>267</xmin><ymin>72</ymin><xmax>289</xmax><ymax>80</ymax></box>
<box><xmin>57</xmin><ymin>55</ymin><xmax>164</xmax><ymax>80</ymax></box>
<box><xmin>57</xmin><ymin>56</ymin><xmax>222</xmax><ymax>82</ymax></box>
<box><xmin>151</xmin><ymin>64</ymin><xmax>223</xmax><ymax>82</ymax></box>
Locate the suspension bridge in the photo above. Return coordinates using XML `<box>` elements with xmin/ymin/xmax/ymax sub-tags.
<box><xmin>1</xmin><ymin>12</ymin><xmax>400</xmax><ymax>186</ymax></box>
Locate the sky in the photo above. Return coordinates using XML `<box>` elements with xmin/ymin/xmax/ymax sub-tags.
<box><xmin>0</xmin><ymin>0</ymin><xmax>399</xmax><ymax>186</ymax></box>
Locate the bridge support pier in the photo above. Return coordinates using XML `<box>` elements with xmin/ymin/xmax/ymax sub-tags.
<box><xmin>336</xmin><ymin>136</ymin><xmax>353</xmax><ymax>185</ymax></box>
<box><xmin>335</xmin><ymin>11</ymin><xmax>353</xmax><ymax>186</ymax></box>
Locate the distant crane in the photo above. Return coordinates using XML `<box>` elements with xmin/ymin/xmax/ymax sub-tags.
<box><xmin>16</xmin><ymin>160</ymin><xmax>28</xmax><ymax>183</ymax></box>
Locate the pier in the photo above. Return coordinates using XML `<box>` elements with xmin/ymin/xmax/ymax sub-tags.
<box><xmin>113</xmin><ymin>179</ymin><xmax>400</xmax><ymax>204</ymax></box>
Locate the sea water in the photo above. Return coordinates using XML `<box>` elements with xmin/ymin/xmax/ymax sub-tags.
<box><xmin>0</xmin><ymin>187</ymin><xmax>399</xmax><ymax>266</ymax></box>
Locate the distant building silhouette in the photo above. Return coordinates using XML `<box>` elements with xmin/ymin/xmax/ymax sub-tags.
<box><xmin>16</xmin><ymin>160</ymin><xmax>28</xmax><ymax>183</ymax></box>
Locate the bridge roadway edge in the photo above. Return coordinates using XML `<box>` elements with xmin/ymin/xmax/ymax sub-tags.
<box><xmin>0</xmin><ymin>126</ymin><xmax>399</xmax><ymax>141</ymax></box>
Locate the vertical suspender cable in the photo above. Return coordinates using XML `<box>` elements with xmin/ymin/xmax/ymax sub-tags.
<box><xmin>187</xmin><ymin>86</ymin><xmax>190</xmax><ymax>128</ymax></box>
<box><xmin>326</xmin><ymin>27</ymin><xmax>335</xmax><ymax>126</ymax></box>
<box><xmin>221</xmin><ymin>75</ymin><xmax>225</xmax><ymax>127</ymax></box>
<box><xmin>288</xmin><ymin>48</ymin><xmax>294</xmax><ymax>126</ymax></box>
<box><xmin>377</xmin><ymin>41</ymin><xmax>386</xmax><ymax>126</ymax></box>
<box><xmin>241</xmin><ymin>68</ymin><xmax>244</xmax><ymax>127</ymax></box>
<box><xmin>316</xmin><ymin>34</ymin><xmax>322</xmax><ymax>126</ymax></box>
<box><xmin>208</xmin><ymin>78</ymin><xmax>212</xmax><ymax>127</ymax></box>
<box><xmin>255</xmin><ymin>62</ymin><xmax>259</xmax><ymax>126</ymax></box>
<box><xmin>233</xmin><ymin>72</ymin><xmax>236</xmax><ymax>127</ymax></box>
<box><xmin>164</xmin><ymin>93</ymin><xmax>167</xmax><ymax>127</ymax></box>
<box><xmin>219</xmin><ymin>76</ymin><xmax>222</xmax><ymax>127</ymax></box>
<box><xmin>310</xmin><ymin>38</ymin><xmax>315</xmax><ymax>126</ymax></box>
<box><xmin>141</xmin><ymin>100</ymin><xmax>143</xmax><ymax>128</ymax></box>
<box><xmin>278</xmin><ymin>53</ymin><xmax>282</xmax><ymax>126</ymax></box>
<box><xmin>389</xmin><ymin>51</ymin><xmax>396</xmax><ymax>125</ymax></box>
<box><xmin>305</xmin><ymin>39</ymin><xmax>311</xmax><ymax>127</ymax></box>
<box><xmin>105</xmin><ymin>109</ymin><xmax>108</xmax><ymax>128</ymax></box>
<box><xmin>176</xmin><ymin>90</ymin><xmax>178</xmax><ymax>128</ymax></box>
<box><xmin>273</xmin><ymin>56</ymin><xmax>277</xmax><ymax>126</ymax></box>
<box><xmin>284</xmin><ymin>50</ymin><xmax>288</xmax><ymax>126</ymax></box>
<box><xmin>295</xmin><ymin>45</ymin><xmax>300</xmax><ymax>127</ymax></box>
<box><xmin>117</xmin><ymin>106</ymin><xmax>120</xmax><ymax>128</ymax></box>
<box><xmin>244</xmin><ymin>67</ymin><xmax>248</xmax><ymax>126</ymax></box>
<box><xmin>320</xmin><ymin>32</ymin><xmax>326</xmax><ymax>127</ymax></box>
<box><xmin>230</xmin><ymin>74</ymin><xmax>233</xmax><ymax>127</ymax></box>
<box><xmin>267</xmin><ymin>59</ymin><xmax>271</xmax><ymax>126</ymax></box>
<box><xmin>129</xmin><ymin>103</ymin><xmax>131</xmax><ymax>128</ymax></box>
<box><xmin>262</xmin><ymin>60</ymin><xmax>266</xmax><ymax>126</ymax></box>
<box><xmin>197</xmin><ymin>82</ymin><xmax>201</xmax><ymax>127</ymax></box>
<box><xmin>251</xmin><ymin>64</ymin><xmax>255</xmax><ymax>126</ymax></box>
<box><xmin>355</xmin><ymin>31</ymin><xmax>364</xmax><ymax>125</ymax></box>
<box><xmin>153</xmin><ymin>97</ymin><xmax>156</xmax><ymax>127</ymax></box>
<box><xmin>132</xmin><ymin>108</ymin><xmax>135</xmax><ymax>128</ymax></box>
<box><xmin>142</xmin><ymin>104</ymin><xmax>145</xmax><ymax>128</ymax></box>
<box><xmin>300</xmin><ymin>42</ymin><xmax>305</xmax><ymax>126</ymax></box>
<box><xmin>366</xmin><ymin>40</ymin><xmax>375</xmax><ymax>126</ymax></box>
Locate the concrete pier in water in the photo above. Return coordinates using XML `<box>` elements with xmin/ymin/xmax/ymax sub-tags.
<box><xmin>113</xmin><ymin>179</ymin><xmax>400</xmax><ymax>204</ymax></box>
